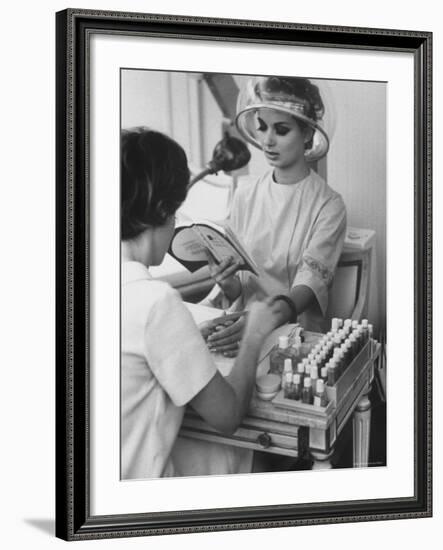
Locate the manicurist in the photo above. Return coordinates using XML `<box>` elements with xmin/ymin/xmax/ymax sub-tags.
<box><xmin>121</xmin><ymin>127</ymin><xmax>280</xmax><ymax>479</ymax></box>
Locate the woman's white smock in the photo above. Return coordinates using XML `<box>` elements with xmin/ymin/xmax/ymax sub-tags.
<box><xmin>229</xmin><ymin>169</ymin><xmax>346</xmax><ymax>332</ymax></box>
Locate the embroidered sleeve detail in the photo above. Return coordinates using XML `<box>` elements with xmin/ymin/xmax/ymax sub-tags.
<box><xmin>299</xmin><ymin>254</ymin><xmax>334</xmax><ymax>288</ymax></box>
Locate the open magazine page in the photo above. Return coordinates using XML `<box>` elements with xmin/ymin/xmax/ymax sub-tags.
<box><xmin>169</xmin><ymin>215</ymin><xmax>258</xmax><ymax>275</ymax></box>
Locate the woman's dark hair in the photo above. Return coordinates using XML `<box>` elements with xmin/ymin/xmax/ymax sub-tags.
<box><xmin>255</xmin><ymin>76</ymin><xmax>324</xmax><ymax>150</ymax></box>
<box><xmin>121</xmin><ymin>127</ymin><xmax>189</xmax><ymax>240</ymax></box>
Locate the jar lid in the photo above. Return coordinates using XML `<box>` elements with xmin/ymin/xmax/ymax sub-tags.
<box><xmin>256</xmin><ymin>373</ymin><xmax>281</xmax><ymax>394</ymax></box>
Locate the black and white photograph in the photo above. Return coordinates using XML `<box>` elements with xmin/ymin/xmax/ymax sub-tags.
<box><xmin>120</xmin><ymin>69</ymin><xmax>387</xmax><ymax>480</ymax></box>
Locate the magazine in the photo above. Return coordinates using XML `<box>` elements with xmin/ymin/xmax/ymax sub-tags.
<box><xmin>169</xmin><ymin>217</ymin><xmax>259</xmax><ymax>275</ymax></box>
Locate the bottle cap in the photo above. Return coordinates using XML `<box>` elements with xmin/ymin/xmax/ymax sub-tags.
<box><xmin>321</xmin><ymin>366</ymin><xmax>327</xmax><ymax>378</ymax></box>
<box><xmin>317</xmin><ymin>379</ymin><xmax>325</xmax><ymax>393</ymax></box>
<box><xmin>362</xmin><ymin>319</ymin><xmax>369</xmax><ymax>327</ymax></box>
<box><xmin>310</xmin><ymin>367</ymin><xmax>318</xmax><ymax>380</ymax></box>
<box><xmin>352</xmin><ymin>320</ymin><xmax>359</xmax><ymax>328</ymax></box>
<box><xmin>302</xmin><ymin>358</ymin><xmax>309</xmax><ymax>366</ymax></box>
<box><xmin>293</xmin><ymin>373</ymin><xmax>301</xmax><ymax>384</ymax></box>
<box><xmin>304</xmin><ymin>377</ymin><xmax>312</xmax><ymax>387</ymax></box>
<box><xmin>344</xmin><ymin>319</ymin><xmax>352</xmax><ymax>327</ymax></box>
<box><xmin>337</xmin><ymin>318</ymin><xmax>343</xmax><ymax>328</ymax></box>
<box><xmin>284</xmin><ymin>358</ymin><xmax>292</xmax><ymax>372</ymax></box>
<box><xmin>297</xmin><ymin>363</ymin><xmax>304</xmax><ymax>374</ymax></box>
<box><xmin>285</xmin><ymin>372</ymin><xmax>292</xmax><ymax>383</ymax></box>
<box><xmin>278</xmin><ymin>335</ymin><xmax>289</xmax><ymax>348</ymax></box>
<box><xmin>368</xmin><ymin>323</ymin><xmax>373</xmax><ymax>334</ymax></box>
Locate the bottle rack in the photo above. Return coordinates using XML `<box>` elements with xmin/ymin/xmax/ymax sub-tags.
<box><xmin>271</xmin><ymin>339</ymin><xmax>373</xmax><ymax>417</ymax></box>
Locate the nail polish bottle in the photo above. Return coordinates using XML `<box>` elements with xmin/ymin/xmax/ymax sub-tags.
<box><xmin>327</xmin><ymin>359</ymin><xmax>338</xmax><ymax>386</ymax></box>
<box><xmin>302</xmin><ymin>377</ymin><xmax>313</xmax><ymax>404</ymax></box>
<box><xmin>297</xmin><ymin>362</ymin><xmax>305</xmax><ymax>388</ymax></box>
<box><xmin>269</xmin><ymin>335</ymin><xmax>292</xmax><ymax>375</ymax></box>
<box><xmin>281</xmin><ymin>358</ymin><xmax>293</xmax><ymax>386</ymax></box>
<box><xmin>283</xmin><ymin>372</ymin><xmax>293</xmax><ymax>398</ymax></box>
<box><xmin>310</xmin><ymin>366</ymin><xmax>319</xmax><ymax>394</ymax></box>
<box><xmin>292</xmin><ymin>373</ymin><xmax>302</xmax><ymax>401</ymax></box>
<box><xmin>314</xmin><ymin>379</ymin><xmax>328</xmax><ymax>407</ymax></box>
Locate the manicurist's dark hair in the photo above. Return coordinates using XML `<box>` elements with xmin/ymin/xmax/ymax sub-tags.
<box><xmin>121</xmin><ymin>127</ymin><xmax>189</xmax><ymax>240</ymax></box>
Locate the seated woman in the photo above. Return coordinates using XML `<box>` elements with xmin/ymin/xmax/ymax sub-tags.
<box><xmin>121</xmin><ymin>127</ymin><xmax>280</xmax><ymax>480</ymax></box>
<box><xmin>205</xmin><ymin>75</ymin><xmax>347</xmax><ymax>356</ymax></box>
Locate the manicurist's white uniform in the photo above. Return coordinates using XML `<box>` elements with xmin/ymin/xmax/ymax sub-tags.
<box><xmin>229</xmin><ymin>169</ymin><xmax>346</xmax><ymax>332</ymax></box>
<box><xmin>121</xmin><ymin>261</ymin><xmax>217</xmax><ymax>480</ymax></box>
<box><xmin>122</xmin><ymin>260</ymin><xmax>252</xmax><ymax>480</ymax></box>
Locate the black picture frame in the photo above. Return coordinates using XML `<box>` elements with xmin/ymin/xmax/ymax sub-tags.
<box><xmin>55</xmin><ymin>8</ymin><xmax>432</xmax><ymax>541</ymax></box>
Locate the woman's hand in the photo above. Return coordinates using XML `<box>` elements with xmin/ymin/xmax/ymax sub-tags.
<box><xmin>207</xmin><ymin>315</ymin><xmax>246</xmax><ymax>357</ymax></box>
<box><xmin>205</xmin><ymin>298</ymin><xmax>281</xmax><ymax>357</ymax></box>
<box><xmin>205</xmin><ymin>250</ymin><xmax>242</xmax><ymax>302</ymax></box>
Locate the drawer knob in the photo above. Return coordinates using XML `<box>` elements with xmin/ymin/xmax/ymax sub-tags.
<box><xmin>257</xmin><ymin>432</ymin><xmax>272</xmax><ymax>448</ymax></box>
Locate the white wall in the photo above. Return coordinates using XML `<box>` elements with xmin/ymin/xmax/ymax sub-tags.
<box><xmin>327</xmin><ymin>80</ymin><xmax>387</xmax><ymax>334</ymax></box>
<box><xmin>1</xmin><ymin>1</ymin><xmax>440</xmax><ymax>549</ymax></box>
<box><xmin>122</xmin><ymin>70</ymin><xmax>205</xmax><ymax>167</ymax></box>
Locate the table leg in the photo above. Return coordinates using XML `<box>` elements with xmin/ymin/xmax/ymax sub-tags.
<box><xmin>311</xmin><ymin>451</ymin><xmax>333</xmax><ymax>470</ymax></box>
<box><xmin>353</xmin><ymin>390</ymin><xmax>371</xmax><ymax>468</ymax></box>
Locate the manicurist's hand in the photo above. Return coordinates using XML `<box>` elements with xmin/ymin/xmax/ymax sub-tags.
<box><xmin>190</xmin><ymin>299</ymin><xmax>281</xmax><ymax>435</ymax></box>
<box><xmin>243</xmin><ymin>298</ymin><xmax>282</xmax><ymax>343</ymax></box>
<box><xmin>205</xmin><ymin>250</ymin><xmax>242</xmax><ymax>302</ymax></box>
<box><xmin>206</xmin><ymin>298</ymin><xmax>281</xmax><ymax>357</ymax></box>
